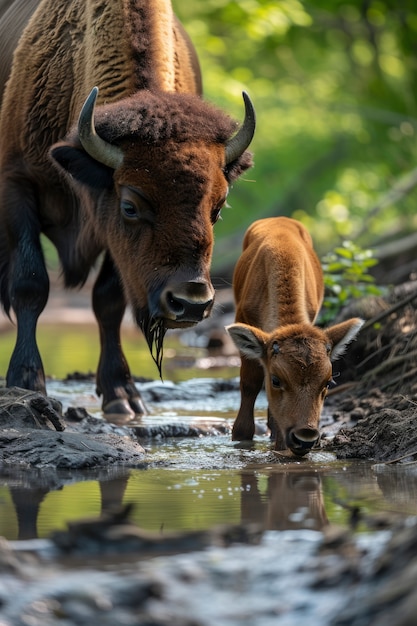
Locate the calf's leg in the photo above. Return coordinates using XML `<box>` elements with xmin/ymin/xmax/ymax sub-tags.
<box><xmin>232</xmin><ymin>356</ymin><xmax>264</xmax><ymax>441</ymax></box>
<box><xmin>93</xmin><ymin>253</ymin><xmax>146</xmax><ymax>416</ymax></box>
<box><xmin>267</xmin><ymin>408</ymin><xmax>288</xmax><ymax>451</ymax></box>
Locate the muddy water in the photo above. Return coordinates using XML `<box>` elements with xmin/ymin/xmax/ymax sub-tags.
<box><xmin>1</xmin><ymin>378</ymin><xmax>417</xmax><ymax>542</ymax></box>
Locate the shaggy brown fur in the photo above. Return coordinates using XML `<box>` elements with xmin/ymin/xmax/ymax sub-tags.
<box><xmin>0</xmin><ymin>0</ymin><xmax>254</xmax><ymax>415</ymax></box>
<box><xmin>0</xmin><ymin>0</ymin><xmax>39</xmax><ymax>103</ymax></box>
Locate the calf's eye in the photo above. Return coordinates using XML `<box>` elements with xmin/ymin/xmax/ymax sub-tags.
<box><xmin>271</xmin><ymin>375</ymin><xmax>281</xmax><ymax>389</ymax></box>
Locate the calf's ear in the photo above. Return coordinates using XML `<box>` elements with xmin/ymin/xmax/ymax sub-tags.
<box><xmin>226</xmin><ymin>323</ymin><xmax>267</xmax><ymax>359</ymax></box>
<box><xmin>325</xmin><ymin>318</ymin><xmax>364</xmax><ymax>361</ymax></box>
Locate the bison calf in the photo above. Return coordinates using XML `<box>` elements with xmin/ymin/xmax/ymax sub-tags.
<box><xmin>227</xmin><ymin>217</ymin><xmax>363</xmax><ymax>456</ymax></box>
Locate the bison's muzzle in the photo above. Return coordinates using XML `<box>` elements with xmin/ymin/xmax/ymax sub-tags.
<box><xmin>286</xmin><ymin>427</ymin><xmax>320</xmax><ymax>457</ymax></box>
<box><xmin>136</xmin><ymin>277</ymin><xmax>214</xmax><ymax>378</ymax></box>
<box><xmin>153</xmin><ymin>279</ymin><xmax>214</xmax><ymax>327</ymax></box>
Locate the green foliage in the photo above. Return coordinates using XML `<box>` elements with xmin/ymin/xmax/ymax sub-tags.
<box><xmin>173</xmin><ymin>0</ymin><xmax>417</xmax><ymax>270</ymax></box>
<box><xmin>320</xmin><ymin>240</ymin><xmax>384</xmax><ymax>323</ymax></box>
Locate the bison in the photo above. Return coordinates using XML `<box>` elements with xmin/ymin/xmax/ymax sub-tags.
<box><xmin>227</xmin><ymin>217</ymin><xmax>363</xmax><ymax>456</ymax></box>
<box><xmin>0</xmin><ymin>0</ymin><xmax>255</xmax><ymax>418</ymax></box>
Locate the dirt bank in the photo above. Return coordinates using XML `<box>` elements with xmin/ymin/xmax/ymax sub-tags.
<box><xmin>320</xmin><ymin>281</ymin><xmax>417</xmax><ymax>463</ymax></box>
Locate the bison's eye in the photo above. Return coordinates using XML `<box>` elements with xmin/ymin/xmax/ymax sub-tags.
<box><xmin>121</xmin><ymin>200</ymin><xmax>138</xmax><ymax>222</ymax></box>
<box><xmin>120</xmin><ymin>185</ymin><xmax>154</xmax><ymax>225</ymax></box>
<box><xmin>327</xmin><ymin>378</ymin><xmax>337</xmax><ymax>390</ymax></box>
<box><xmin>271</xmin><ymin>375</ymin><xmax>281</xmax><ymax>389</ymax></box>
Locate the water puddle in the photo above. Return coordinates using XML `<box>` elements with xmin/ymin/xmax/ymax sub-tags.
<box><xmin>1</xmin><ymin>377</ymin><xmax>417</xmax><ymax>542</ymax></box>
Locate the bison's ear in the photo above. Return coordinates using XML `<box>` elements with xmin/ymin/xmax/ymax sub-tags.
<box><xmin>326</xmin><ymin>318</ymin><xmax>364</xmax><ymax>361</ymax></box>
<box><xmin>50</xmin><ymin>143</ymin><xmax>113</xmax><ymax>190</ymax></box>
<box><xmin>224</xmin><ymin>151</ymin><xmax>254</xmax><ymax>184</ymax></box>
<box><xmin>226</xmin><ymin>323</ymin><xmax>266</xmax><ymax>359</ymax></box>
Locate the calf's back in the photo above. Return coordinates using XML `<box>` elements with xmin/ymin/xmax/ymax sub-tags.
<box><xmin>233</xmin><ymin>217</ymin><xmax>324</xmax><ymax>329</ymax></box>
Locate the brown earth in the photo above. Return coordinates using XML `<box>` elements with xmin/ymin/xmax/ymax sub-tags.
<box><xmin>321</xmin><ymin>280</ymin><xmax>417</xmax><ymax>463</ymax></box>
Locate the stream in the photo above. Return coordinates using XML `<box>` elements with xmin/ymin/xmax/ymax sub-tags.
<box><xmin>2</xmin><ymin>377</ymin><xmax>417</xmax><ymax>540</ymax></box>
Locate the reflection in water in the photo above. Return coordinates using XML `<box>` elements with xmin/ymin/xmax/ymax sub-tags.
<box><xmin>2</xmin><ymin>373</ymin><xmax>416</xmax><ymax>543</ymax></box>
<box><xmin>3</xmin><ymin>459</ymin><xmax>417</xmax><ymax>541</ymax></box>
<box><xmin>240</xmin><ymin>471</ymin><xmax>328</xmax><ymax>531</ymax></box>
<box><xmin>3</xmin><ymin>468</ymin><xmax>328</xmax><ymax>541</ymax></box>
<box><xmin>4</xmin><ymin>473</ymin><xmax>130</xmax><ymax>541</ymax></box>
<box><xmin>10</xmin><ymin>487</ymin><xmax>49</xmax><ymax>540</ymax></box>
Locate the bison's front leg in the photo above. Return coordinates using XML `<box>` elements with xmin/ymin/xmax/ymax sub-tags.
<box><xmin>93</xmin><ymin>253</ymin><xmax>146</xmax><ymax>417</ymax></box>
<box><xmin>4</xmin><ymin>189</ymin><xmax>49</xmax><ymax>394</ymax></box>
<box><xmin>232</xmin><ymin>356</ymin><xmax>264</xmax><ymax>441</ymax></box>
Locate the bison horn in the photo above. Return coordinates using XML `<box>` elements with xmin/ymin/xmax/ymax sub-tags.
<box><xmin>225</xmin><ymin>91</ymin><xmax>256</xmax><ymax>165</ymax></box>
<box><xmin>78</xmin><ymin>87</ymin><xmax>124</xmax><ymax>170</ymax></box>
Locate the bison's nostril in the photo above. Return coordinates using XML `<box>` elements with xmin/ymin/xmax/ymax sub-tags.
<box><xmin>166</xmin><ymin>291</ymin><xmax>186</xmax><ymax>316</ymax></box>
<box><xmin>166</xmin><ymin>295</ymin><xmax>212</xmax><ymax>321</ymax></box>
<box><xmin>159</xmin><ymin>281</ymin><xmax>214</xmax><ymax>323</ymax></box>
<box><xmin>294</xmin><ymin>428</ymin><xmax>320</xmax><ymax>444</ymax></box>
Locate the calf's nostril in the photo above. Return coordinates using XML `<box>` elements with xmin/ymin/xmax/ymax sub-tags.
<box><xmin>294</xmin><ymin>428</ymin><xmax>320</xmax><ymax>444</ymax></box>
<box><xmin>287</xmin><ymin>427</ymin><xmax>320</xmax><ymax>456</ymax></box>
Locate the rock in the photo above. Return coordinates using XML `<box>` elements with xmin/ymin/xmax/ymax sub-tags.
<box><xmin>0</xmin><ymin>386</ymin><xmax>65</xmax><ymax>431</ymax></box>
<box><xmin>0</xmin><ymin>386</ymin><xmax>147</xmax><ymax>470</ymax></box>
<box><xmin>0</xmin><ymin>429</ymin><xmax>146</xmax><ymax>469</ymax></box>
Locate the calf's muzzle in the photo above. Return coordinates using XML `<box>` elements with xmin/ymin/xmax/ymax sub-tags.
<box><xmin>286</xmin><ymin>427</ymin><xmax>320</xmax><ymax>457</ymax></box>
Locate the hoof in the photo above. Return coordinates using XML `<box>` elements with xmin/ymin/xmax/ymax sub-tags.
<box><xmin>128</xmin><ymin>396</ymin><xmax>147</xmax><ymax>415</ymax></box>
<box><xmin>103</xmin><ymin>396</ymin><xmax>146</xmax><ymax>417</ymax></box>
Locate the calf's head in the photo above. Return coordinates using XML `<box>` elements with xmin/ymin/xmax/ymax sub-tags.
<box><xmin>227</xmin><ymin>318</ymin><xmax>364</xmax><ymax>456</ymax></box>
<box><xmin>50</xmin><ymin>88</ymin><xmax>255</xmax><ymax>369</ymax></box>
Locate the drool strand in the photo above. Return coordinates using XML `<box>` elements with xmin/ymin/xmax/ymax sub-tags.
<box><xmin>141</xmin><ymin>317</ymin><xmax>167</xmax><ymax>379</ymax></box>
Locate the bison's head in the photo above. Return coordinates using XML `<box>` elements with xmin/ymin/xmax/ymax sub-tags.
<box><xmin>50</xmin><ymin>87</ymin><xmax>255</xmax><ymax>371</ymax></box>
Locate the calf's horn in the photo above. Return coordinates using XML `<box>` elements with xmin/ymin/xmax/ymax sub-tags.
<box><xmin>78</xmin><ymin>87</ymin><xmax>124</xmax><ymax>170</ymax></box>
<box><xmin>225</xmin><ymin>91</ymin><xmax>256</xmax><ymax>165</ymax></box>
